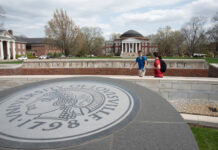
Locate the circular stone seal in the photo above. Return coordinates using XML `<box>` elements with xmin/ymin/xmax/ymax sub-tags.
<box><xmin>0</xmin><ymin>80</ymin><xmax>139</xmax><ymax>148</ymax></box>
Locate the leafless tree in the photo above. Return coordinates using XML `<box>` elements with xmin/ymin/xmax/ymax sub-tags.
<box><xmin>80</xmin><ymin>27</ymin><xmax>105</xmax><ymax>56</ymax></box>
<box><xmin>45</xmin><ymin>9</ymin><xmax>80</xmax><ymax>56</ymax></box>
<box><xmin>0</xmin><ymin>6</ymin><xmax>5</xmax><ymax>29</ymax></box>
<box><xmin>109</xmin><ymin>33</ymin><xmax>121</xmax><ymax>41</ymax></box>
<box><xmin>171</xmin><ymin>31</ymin><xmax>185</xmax><ymax>56</ymax></box>
<box><xmin>207</xmin><ymin>12</ymin><xmax>218</xmax><ymax>56</ymax></box>
<box><xmin>181</xmin><ymin>16</ymin><xmax>207</xmax><ymax>56</ymax></box>
<box><xmin>153</xmin><ymin>26</ymin><xmax>174</xmax><ymax>56</ymax></box>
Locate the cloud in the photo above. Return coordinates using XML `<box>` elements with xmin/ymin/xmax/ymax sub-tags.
<box><xmin>112</xmin><ymin>9</ymin><xmax>187</xmax><ymax>26</ymax></box>
<box><xmin>112</xmin><ymin>0</ymin><xmax>218</xmax><ymax>27</ymax></box>
<box><xmin>0</xmin><ymin>0</ymin><xmax>217</xmax><ymax>38</ymax></box>
<box><xmin>187</xmin><ymin>0</ymin><xmax>218</xmax><ymax>16</ymax></box>
<box><xmin>75</xmin><ymin>16</ymin><xmax>111</xmax><ymax>30</ymax></box>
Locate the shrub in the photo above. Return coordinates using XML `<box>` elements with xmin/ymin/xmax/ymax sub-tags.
<box><xmin>146</xmin><ymin>52</ymin><xmax>152</xmax><ymax>57</ymax></box>
<box><xmin>53</xmin><ymin>52</ymin><xmax>57</xmax><ymax>58</ymax></box>
<box><xmin>57</xmin><ymin>53</ymin><xmax>62</xmax><ymax>57</ymax></box>
<box><xmin>16</xmin><ymin>54</ymin><xmax>25</xmax><ymax>59</ymax></box>
<box><xmin>26</xmin><ymin>52</ymin><xmax>36</xmax><ymax>59</ymax></box>
<box><xmin>47</xmin><ymin>52</ymin><xmax>53</xmax><ymax>56</ymax></box>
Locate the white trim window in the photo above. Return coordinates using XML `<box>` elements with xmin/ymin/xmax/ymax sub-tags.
<box><xmin>22</xmin><ymin>44</ymin><xmax>25</xmax><ymax>49</ymax></box>
<box><xmin>18</xmin><ymin>44</ymin><xmax>21</xmax><ymax>49</ymax></box>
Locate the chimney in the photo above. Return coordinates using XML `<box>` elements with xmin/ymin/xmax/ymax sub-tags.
<box><xmin>8</xmin><ymin>30</ymin><xmax>13</xmax><ymax>35</ymax></box>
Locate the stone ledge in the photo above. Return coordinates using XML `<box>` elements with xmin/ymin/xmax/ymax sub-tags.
<box><xmin>0</xmin><ymin>64</ymin><xmax>22</xmax><ymax>69</ymax></box>
<box><xmin>21</xmin><ymin>59</ymin><xmax>208</xmax><ymax>69</ymax></box>
<box><xmin>181</xmin><ymin>113</ymin><xmax>218</xmax><ymax>128</ymax></box>
<box><xmin>24</xmin><ymin>59</ymin><xmax>207</xmax><ymax>62</ymax></box>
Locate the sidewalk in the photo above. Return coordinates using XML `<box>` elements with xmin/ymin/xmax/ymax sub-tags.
<box><xmin>181</xmin><ymin>113</ymin><xmax>218</xmax><ymax>128</ymax></box>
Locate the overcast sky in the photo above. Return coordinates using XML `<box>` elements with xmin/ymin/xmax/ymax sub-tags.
<box><xmin>0</xmin><ymin>0</ymin><xmax>217</xmax><ymax>39</ymax></box>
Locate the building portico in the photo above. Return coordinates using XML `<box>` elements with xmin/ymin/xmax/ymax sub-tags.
<box><xmin>121</xmin><ymin>38</ymin><xmax>142</xmax><ymax>54</ymax></box>
<box><xmin>0</xmin><ymin>30</ymin><xmax>16</xmax><ymax>60</ymax></box>
<box><xmin>105</xmin><ymin>30</ymin><xmax>158</xmax><ymax>57</ymax></box>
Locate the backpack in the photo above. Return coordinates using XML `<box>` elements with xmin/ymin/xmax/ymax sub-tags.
<box><xmin>159</xmin><ymin>59</ymin><xmax>167</xmax><ymax>73</ymax></box>
<box><xmin>142</xmin><ymin>56</ymin><xmax>147</xmax><ymax>66</ymax></box>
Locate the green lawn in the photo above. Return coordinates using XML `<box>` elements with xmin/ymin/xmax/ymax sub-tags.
<box><xmin>162</xmin><ymin>56</ymin><xmax>202</xmax><ymax>59</ymax></box>
<box><xmin>68</xmin><ymin>56</ymin><xmax>123</xmax><ymax>59</ymax></box>
<box><xmin>0</xmin><ymin>60</ymin><xmax>23</xmax><ymax>64</ymax></box>
<box><xmin>161</xmin><ymin>56</ymin><xmax>218</xmax><ymax>64</ymax></box>
<box><xmin>190</xmin><ymin>126</ymin><xmax>218</xmax><ymax>150</ymax></box>
<box><xmin>205</xmin><ymin>58</ymin><xmax>218</xmax><ymax>64</ymax></box>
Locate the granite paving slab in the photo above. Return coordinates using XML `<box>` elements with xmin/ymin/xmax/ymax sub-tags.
<box><xmin>0</xmin><ymin>77</ymin><xmax>199</xmax><ymax>150</ymax></box>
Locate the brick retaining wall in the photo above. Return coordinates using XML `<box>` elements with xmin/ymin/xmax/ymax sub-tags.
<box><xmin>209</xmin><ymin>64</ymin><xmax>218</xmax><ymax>78</ymax></box>
<box><xmin>0</xmin><ymin>68</ymin><xmax>208</xmax><ymax>77</ymax></box>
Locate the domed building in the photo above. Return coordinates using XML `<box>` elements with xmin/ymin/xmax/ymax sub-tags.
<box><xmin>105</xmin><ymin>30</ymin><xmax>158</xmax><ymax>57</ymax></box>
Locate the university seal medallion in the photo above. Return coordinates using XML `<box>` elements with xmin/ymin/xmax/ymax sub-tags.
<box><xmin>0</xmin><ymin>80</ymin><xmax>138</xmax><ymax>145</ymax></box>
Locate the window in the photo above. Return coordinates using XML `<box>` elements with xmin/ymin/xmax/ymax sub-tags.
<box><xmin>18</xmin><ymin>51</ymin><xmax>21</xmax><ymax>55</ymax></box>
<box><xmin>23</xmin><ymin>44</ymin><xmax>25</xmax><ymax>49</ymax></box>
<box><xmin>18</xmin><ymin>44</ymin><xmax>20</xmax><ymax>49</ymax></box>
<box><xmin>23</xmin><ymin>51</ymin><xmax>26</xmax><ymax>55</ymax></box>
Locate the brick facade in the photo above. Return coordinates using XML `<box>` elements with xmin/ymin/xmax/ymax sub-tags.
<box><xmin>30</xmin><ymin>44</ymin><xmax>62</xmax><ymax>56</ymax></box>
<box><xmin>15</xmin><ymin>42</ymin><xmax>26</xmax><ymax>55</ymax></box>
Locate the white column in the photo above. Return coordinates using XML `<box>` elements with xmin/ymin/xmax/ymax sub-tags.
<box><xmin>13</xmin><ymin>41</ymin><xmax>16</xmax><ymax>59</ymax></box>
<box><xmin>0</xmin><ymin>41</ymin><xmax>3</xmax><ymax>60</ymax></box>
<box><xmin>132</xmin><ymin>43</ymin><xmax>134</xmax><ymax>53</ymax></box>
<box><xmin>126</xmin><ymin>43</ymin><xmax>127</xmax><ymax>53</ymax></box>
<box><xmin>121</xmin><ymin>42</ymin><xmax>123</xmax><ymax>54</ymax></box>
<box><xmin>122</xmin><ymin>43</ymin><xmax>124</xmax><ymax>53</ymax></box>
<box><xmin>132</xmin><ymin>43</ymin><xmax>133</xmax><ymax>53</ymax></box>
<box><xmin>129</xmin><ymin>43</ymin><xmax>131</xmax><ymax>53</ymax></box>
<box><xmin>136</xmin><ymin>43</ymin><xmax>138</xmax><ymax>53</ymax></box>
<box><xmin>7</xmin><ymin>41</ymin><xmax>11</xmax><ymax>59</ymax></box>
<box><xmin>131</xmin><ymin>43</ymin><xmax>133</xmax><ymax>53</ymax></box>
<box><xmin>139</xmin><ymin>42</ymin><xmax>141</xmax><ymax>51</ymax></box>
<box><xmin>128</xmin><ymin>43</ymin><xmax>130</xmax><ymax>53</ymax></box>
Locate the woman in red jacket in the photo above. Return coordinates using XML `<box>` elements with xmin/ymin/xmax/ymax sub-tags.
<box><xmin>153</xmin><ymin>52</ymin><xmax>163</xmax><ymax>78</ymax></box>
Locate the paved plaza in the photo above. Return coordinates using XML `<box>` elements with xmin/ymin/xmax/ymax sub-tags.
<box><xmin>0</xmin><ymin>77</ymin><xmax>199</xmax><ymax>150</ymax></box>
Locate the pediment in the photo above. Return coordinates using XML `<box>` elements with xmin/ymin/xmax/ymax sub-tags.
<box><xmin>0</xmin><ymin>31</ymin><xmax>15</xmax><ymax>40</ymax></box>
<box><xmin>122</xmin><ymin>38</ymin><xmax>140</xmax><ymax>43</ymax></box>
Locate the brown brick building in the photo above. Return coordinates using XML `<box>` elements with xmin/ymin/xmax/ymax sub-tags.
<box><xmin>16</xmin><ymin>37</ymin><xmax>62</xmax><ymax>57</ymax></box>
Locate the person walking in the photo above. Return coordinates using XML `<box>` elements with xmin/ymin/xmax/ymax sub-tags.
<box><xmin>153</xmin><ymin>52</ymin><xmax>163</xmax><ymax>78</ymax></box>
<box><xmin>130</xmin><ymin>51</ymin><xmax>147</xmax><ymax>77</ymax></box>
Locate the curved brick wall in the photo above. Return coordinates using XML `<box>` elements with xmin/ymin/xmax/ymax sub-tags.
<box><xmin>0</xmin><ymin>68</ymin><xmax>208</xmax><ymax>77</ymax></box>
<box><xmin>209</xmin><ymin>64</ymin><xmax>218</xmax><ymax>78</ymax></box>
<box><xmin>0</xmin><ymin>59</ymin><xmax>209</xmax><ymax>77</ymax></box>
